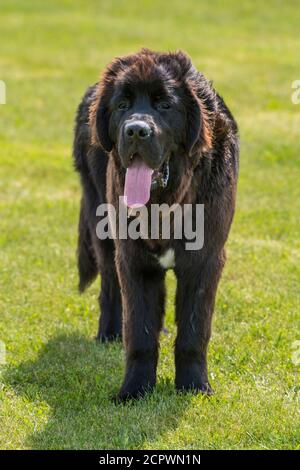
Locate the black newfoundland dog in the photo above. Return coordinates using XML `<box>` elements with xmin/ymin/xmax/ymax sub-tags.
<box><xmin>73</xmin><ymin>49</ymin><xmax>239</xmax><ymax>401</ymax></box>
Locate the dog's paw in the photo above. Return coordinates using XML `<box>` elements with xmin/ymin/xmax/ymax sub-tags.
<box><xmin>113</xmin><ymin>385</ymin><xmax>153</xmax><ymax>404</ymax></box>
<box><xmin>113</xmin><ymin>378</ymin><xmax>155</xmax><ymax>403</ymax></box>
<box><xmin>95</xmin><ymin>333</ymin><xmax>122</xmax><ymax>343</ymax></box>
<box><xmin>176</xmin><ymin>380</ymin><xmax>214</xmax><ymax>396</ymax></box>
<box><xmin>175</xmin><ymin>365</ymin><xmax>214</xmax><ymax>396</ymax></box>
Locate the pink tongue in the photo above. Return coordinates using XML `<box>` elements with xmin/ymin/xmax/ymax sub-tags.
<box><xmin>124</xmin><ymin>159</ymin><xmax>153</xmax><ymax>208</ymax></box>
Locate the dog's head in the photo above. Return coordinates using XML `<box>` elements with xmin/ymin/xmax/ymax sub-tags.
<box><xmin>90</xmin><ymin>49</ymin><xmax>214</xmax><ymax>207</ymax></box>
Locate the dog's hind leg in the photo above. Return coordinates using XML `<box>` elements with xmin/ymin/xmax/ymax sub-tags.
<box><xmin>96</xmin><ymin>239</ymin><xmax>122</xmax><ymax>342</ymax></box>
<box><xmin>78</xmin><ymin>198</ymin><xmax>122</xmax><ymax>341</ymax></box>
<box><xmin>97</xmin><ymin>272</ymin><xmax>122</xmax><ymax>342</ymax></box>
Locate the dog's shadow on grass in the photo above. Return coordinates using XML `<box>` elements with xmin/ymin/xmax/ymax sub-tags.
<box><xmin>5</xmin><ymin>333</ymin><xmax>194</xmax><ymax>449</ymax></box>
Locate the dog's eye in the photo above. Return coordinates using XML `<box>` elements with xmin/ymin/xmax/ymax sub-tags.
<box><xmin>118</xmin><ymin>100</ymin><xmax>130</xmax><ymax>110</ymax></box>
<box><xmin>156</xmin><ymin>101</ymin><xmax>170</xmax><ymax>110</ymax></box>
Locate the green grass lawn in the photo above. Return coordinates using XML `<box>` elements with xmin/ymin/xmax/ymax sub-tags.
<box><xmin>0</xmin><ymin>0</ymin><xmax>299</xmax><ymax>450</ymax></box>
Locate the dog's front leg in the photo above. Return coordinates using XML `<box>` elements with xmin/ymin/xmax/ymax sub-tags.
<box><xmin>174</xmin><ymin>251</ymin><xmax>225</xmax><ymax>394</ymax></box>
<box><xmin>115</xmin><ymin>248</ymin><xmax>165</xmax><ymax>401</ymax></box>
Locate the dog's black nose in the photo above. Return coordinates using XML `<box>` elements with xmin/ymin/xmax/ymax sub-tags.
<box><xmin>125</xmin><ymin>121</ymin><xmax>151</xmax><ymax>140</ymax></box>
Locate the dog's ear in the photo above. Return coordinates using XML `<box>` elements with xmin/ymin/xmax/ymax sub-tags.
<box><xmin>184</xmin><ymin>81</ymin><xmax>212</xmax><ymax>156</ymax></box>
<box><xmin>89</xmin><ymin>82</ymin><xmax>113</xmax><ymax>152</ymax></box>
<box><xmin>90</xmin><ymin>56</ymin><xmax>135</xmax><ymax>152</ymax></box>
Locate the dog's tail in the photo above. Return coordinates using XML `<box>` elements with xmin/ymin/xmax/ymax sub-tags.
<box><xmin>77</xmin><ymin>202</ymin><xmax>98</xmax><ymax>292</ymax></box>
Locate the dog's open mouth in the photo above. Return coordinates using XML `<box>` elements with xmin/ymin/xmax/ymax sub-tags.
<box><xmin>124</xmin><ymin>154</ymin><xmax>169</xmax><ymax>208</ymax></box>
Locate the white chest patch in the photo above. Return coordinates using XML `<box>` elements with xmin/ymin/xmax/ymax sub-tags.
<box><xmin>156</xmin><ymin>248</ymin><xmax>175</xmax><ymax>270</ymax></box>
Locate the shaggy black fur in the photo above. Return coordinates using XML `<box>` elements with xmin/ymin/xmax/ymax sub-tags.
<box><xmin>73</xmin><ymin>49</ymin><xmax>239</xmax><ymax>401</ymax></box>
